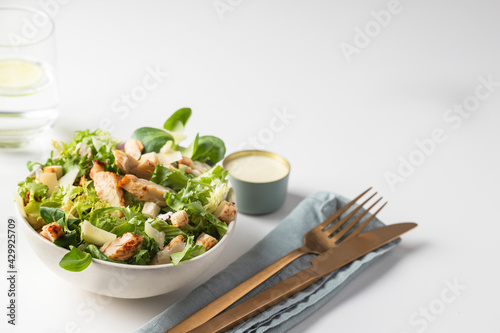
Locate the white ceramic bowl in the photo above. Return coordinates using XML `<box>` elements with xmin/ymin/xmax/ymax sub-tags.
<box><xmin>16</xmin><ymin>192</ymin><xmax>236</xmax><ymax>299</ymax></box>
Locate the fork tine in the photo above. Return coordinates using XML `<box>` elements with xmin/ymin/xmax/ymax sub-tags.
<box><xmin>316</xmin><ymin>187</ymin><xmax>372</xmax><ymax>230</ymax></box>
<box><xmin>323</xmin><ymin>191</ymin><xmax>377</xmax><ymax>235</ymax></box>
<box><xmin>329</xmin><ymin>197</ymin><xmax>383</xmax><ymax>242</ymax></box>
<box><xmin>344</xmin><ymin>201</ymin><xmax>388</xmax><ymax>241</ymax></box>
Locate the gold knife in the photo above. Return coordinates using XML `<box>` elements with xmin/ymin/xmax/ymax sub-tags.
<box><xmin>188</xmin><ymin>222</ymin><xmax>417</xmax><ymax>333</ymax></box>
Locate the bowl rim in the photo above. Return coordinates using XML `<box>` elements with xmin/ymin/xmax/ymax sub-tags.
<box><xmin>16</xmin><ymin>187</ymin><xmax>236</xmax><ymax>270</ymax></box>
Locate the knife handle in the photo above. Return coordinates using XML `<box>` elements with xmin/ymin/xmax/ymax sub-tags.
<box><xmin>190</xmin><ymin>268</ymin><xmax>321</xmax><ymax>333</ymax></box>
<box><xmin>166</xmin><ymin>246</ymin><xmax>309</xmax><ymax>333</ymax></box>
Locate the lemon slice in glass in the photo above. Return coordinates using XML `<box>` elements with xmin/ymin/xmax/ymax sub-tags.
<box><xmin>0</xmin><ymin>59</ymin><xmax>44</xmax><ymax>90</ymax></box>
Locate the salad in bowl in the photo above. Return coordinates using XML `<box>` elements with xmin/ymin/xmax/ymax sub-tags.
<box><xmin>15</xmin><ymin>108</ymin><xmax>237</xmax><ymax>273</ymax></box>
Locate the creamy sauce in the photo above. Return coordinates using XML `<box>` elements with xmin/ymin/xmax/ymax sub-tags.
<box><xmin>225</xmin><ymin>155</ymin><xmax>289</xmax><ymax>183</ymax></box>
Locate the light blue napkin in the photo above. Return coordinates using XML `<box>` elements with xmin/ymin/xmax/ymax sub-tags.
<box><xmin>135</xmin><ymin>192</ymin><xmax>400</xmax><ymax>333</ymax></box>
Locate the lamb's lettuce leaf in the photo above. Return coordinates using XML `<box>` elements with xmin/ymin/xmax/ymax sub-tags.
<box><xmin>163</xmin><ymin>108</ymin><xmax>192</xmax><ymax>133</ymax></box>
<box><xmin>53</xmin><ymin>231</ymin><xmax>79</xmax><ymax>247</ymax></box>
<box><xmin>191</xmin><ymin>136</ymin><xmax>226</xmax><ymax>166</ymax></box>
<box><xmin>131</xmin><ymin>127</ymin><xmax>174</xmax><ymax>153</ymax></box>
<box><xmin>59</xmin><ymin>246</ymin><xmax>92</xmax><ymax>272</ymax></box>
<box><xmin>40</xmin><ymin>206</ymin><xmax>65</xmax><ymax>225</ymax></box>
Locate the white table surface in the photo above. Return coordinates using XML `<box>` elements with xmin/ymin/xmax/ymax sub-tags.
<box><xmin>1</xmin><ymin>0</ymin><xmax>499</xmax><ymax>332</ymax></box>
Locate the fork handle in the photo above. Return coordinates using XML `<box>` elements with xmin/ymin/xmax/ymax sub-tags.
<box><xmin>191</xmin><ymin>268</ymin><xmax>321</xmax><ymax>333</ymax></box>
<box><xmin>166</xmin><ymin>246</ymin><xmax>310</xmax><ymax>333</ymax></box>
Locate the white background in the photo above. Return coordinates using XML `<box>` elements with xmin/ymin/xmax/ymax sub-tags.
<box><xmin>1</xmin><ymin>0</ymin><xmax>499</xmax><ymax>332</ymax></box>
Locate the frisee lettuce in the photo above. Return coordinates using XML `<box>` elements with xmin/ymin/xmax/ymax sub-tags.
<box><xmin>40</xmin><ymin>129</ymin><xmax>120</xmax><ymax>178</ymax></box>
<box><xmin>170</xmin><ymin>235</ymin><xmax>206</xmax><ymax>265</ymax></box>
<box><xmin>17</xmin><ymin>177</ymin><xmax>48</xmax><ymax>201</ymax></box>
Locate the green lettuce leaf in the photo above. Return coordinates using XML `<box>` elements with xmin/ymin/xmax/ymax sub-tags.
<box><xmin>170</xmin><ymin>235</ymin><xmax>206</xmax><ymax>265</ymax></box>
<box><xmin>41</xmin><ymin>129</ymin><xmax>120</xmax><ymax>178</ymax></box>
<box><xmin>53</xmin><ymin>231</ymin><xmax>79</xmax><ymax>247</ymax></box>
<box><xmin>17</xmin><ymin>177</ymin><xmax>48</xmax><ymax>201</ymax></box>
<box><xmin>59</xmin><ymin>246</ymin><xmax>92</xmax><ymax>272</ymax></box>
<box><xmin>39</xmin><ymin>206</ymin><xmax>65</xmax><ymax>224</ymax></box>
<box><xmin>150</xmin><ymin>218</ymin><xmax>187</xmax><ymax>240</ymax></box>
<box><xmin>163</xmin><ymin>108</ymin><xmax>192</xmax><ymax>133</ymax></box>
<box><xmin>150</xmin><ymin>165</ymin><xmax>189</xmax><ymax>192</ymax></box>
<box><xmin>131</xmin><ymin>127</ymin><xmax>174</xmax><ymax>153</ymax></box>
<box><xmin>126</xmin><ymin>233</ymin><xmax>158</xmax><ymax>265</ymax></box>
<box><xmin>191</xmin><ymin>135</ymin><xmax>226</xmax><ymax>166</ymax></box>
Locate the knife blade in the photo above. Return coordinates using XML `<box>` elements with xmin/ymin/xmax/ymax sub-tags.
<box><xmin>189</xmin><ymin>222</ymin><xmax>417</xmax><ymax>333</ymax></box>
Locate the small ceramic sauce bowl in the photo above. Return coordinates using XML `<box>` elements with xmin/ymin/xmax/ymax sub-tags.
<box><xmin>223</xmin><ymin>150</ymin><xmax>290</xmax><ymax>215</ymax></box>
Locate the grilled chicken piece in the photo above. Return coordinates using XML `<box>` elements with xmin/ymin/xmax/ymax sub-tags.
<box><xmin>177</xmin><ymin>156</ymin><xmax>193</xmax><ymax>173</ymax></box>
<box><xmin>171</xmin><ymin>210</ymin><xmax>189</xmax><ymax>227</ymax></box>
<box><xmin>100</xmin><ymin>232</ymin><xmax>144</xmax><ymax>261</ymax></box>
<box><xmin>179</xmin><ymin>164</ymin><xmax>191</xmax><ymax>172</ymax></box>
<box><xmin>166</xmin><ymin>235</ymin><xmax>184</xmax><ymax>250</ymax></box>
<box><xmin>40</xmin><ymin>222</ymin><xmax>64</xmax><ymax>242</ymax></box>
<box><xmin>196</xmin><ymin>233</ymin><xmax>217</xmax><ymax>250</ymax></box>
<box><xmin>129</xmin><ymin>152</ymin><xmax>159</xmax><ymax>180</ymax></box>
<box><xmin>124</xmin><ymin>138</ymin><xmax>144</xmax><ymax>160</ymax></box>
<box><xmin>113</xmin><ymin>150</ymin><xmax>139</xmax><ymax>174</ymax></box>
<box><xmin>214</xmin><ymin>201</ymin><xmax>237</xmax><ymax>224</ymax></box>
<box><xmin>117</xmin><ymin>174</ymin><xmax>171</xmax><ymax>206</ymax></box>
<box><xmin>178</xmin><ymin>156</ymin><xmax>192</xmax><ymax>167</ymax></box>
<box><xmin>90</xmin><ymin>161</ymin><xmax>126</xmax><ymax>209</ymax></box>
<box><xmin>191</xmin><ymin>161</ymin><xmax>211</xmax><ymax>174</ymax></box>
<box><xmin>89</xmin><ymin>160</ymin><xmax>105</xmax><ymax>179</ymax></box>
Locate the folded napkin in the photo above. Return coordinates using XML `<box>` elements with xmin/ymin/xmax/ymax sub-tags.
<box><xmin>135</xmin><ymin>192</ymin><xmax>400</xmax><ymax>333</ymax></box>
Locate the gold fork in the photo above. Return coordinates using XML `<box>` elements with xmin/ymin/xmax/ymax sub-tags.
<box><xmin>167</xmin><ymin>188</ymin><xmax>386</xmax><ymax>333</ymax></box>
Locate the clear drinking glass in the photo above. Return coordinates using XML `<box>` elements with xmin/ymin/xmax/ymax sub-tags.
<box><xmin>0</xmin><ymin>6</ymin><xmax>58</xmax><ymax>148</ymax></box>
